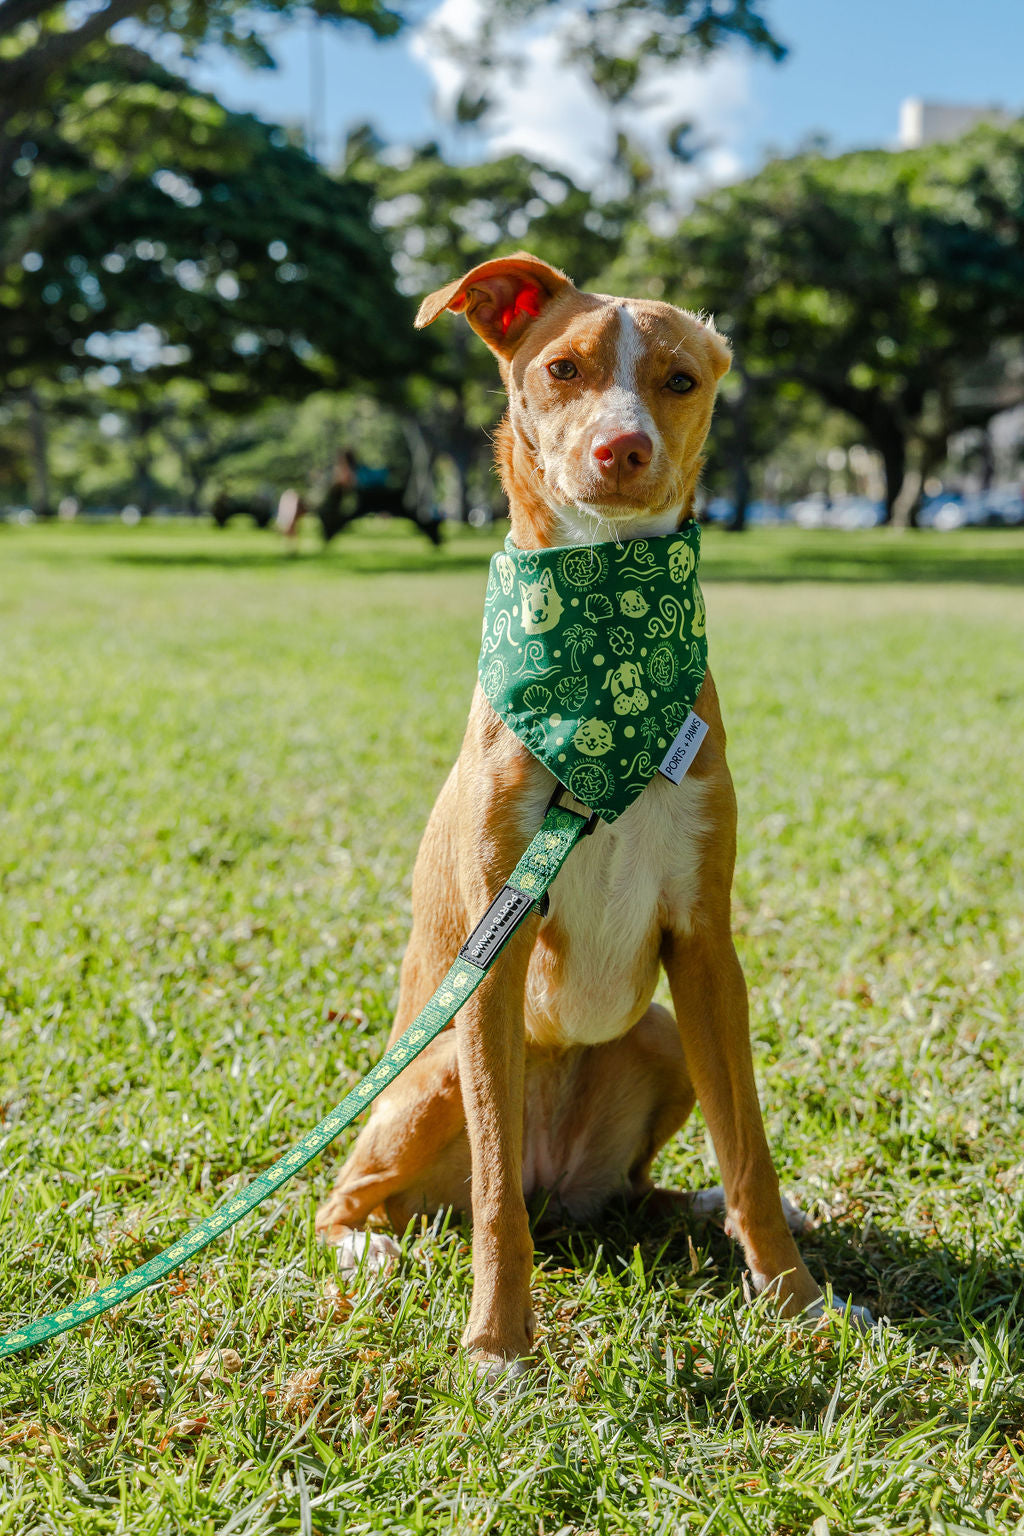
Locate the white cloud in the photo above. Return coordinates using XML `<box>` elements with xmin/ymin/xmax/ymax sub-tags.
<box><xmin>411</xmin><ymin>0</ymin><xmax>755</xmax><ymax>204</ymax></box>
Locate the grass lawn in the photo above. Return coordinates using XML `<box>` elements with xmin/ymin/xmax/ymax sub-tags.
<box><xmin>1</xmin><ymin>518</ymin><xmax>1023</xmax><ymax>1534</ymax></box>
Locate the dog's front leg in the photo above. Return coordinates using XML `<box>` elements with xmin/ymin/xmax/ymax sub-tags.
<box><xmin>663</xmin><ymin>928</ymin><xmax>821</xmax><ymax>1317</ymax></box>
<box><xmin>454</xmin><ymin>921</ymin><xmax>535</xmax><ymax>1365</ymax></box>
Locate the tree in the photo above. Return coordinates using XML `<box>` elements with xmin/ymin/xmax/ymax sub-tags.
<box><xmin>621</xmin><ymin>121</ymin><xmax>1024</xmax><ymax>525</ymax></box>
<box><xmin>1</xmin><ymin>0</ymin><xmax>787</xmax><ymax>516</ymax></box>
<box><xmin>0</xmin><ymin>0</ymin><xmax>401</xmax><ymax>136</ymax></box>
<box><xmin>1</xmin><ymin>0</ymin><xmax>781</xmax><ymax>265</ymax></box>
<box><xmin>0</xmin><ymin>52</ymin><xmax>414</xmax><ymax>511</ymax></box>
<box><xmin>0</xmin><ymin>0</ymin><xmax>403</xmax><ymax>281</ymax></box>
<box><xmin>433</xmin><ymin>0</ymin><xmax>782</xmax><ymax>120</ymax></box>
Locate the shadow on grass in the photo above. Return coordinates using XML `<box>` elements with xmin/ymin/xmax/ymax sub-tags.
<box><xmin>532</xmin><ymin>1195</ymin><xmax>1024</xmax><ymax>1352</ymax></box>
<box><xmin>701</xmin><ymin>531</ymin><xmax>1024</xmax><ymax>587</ymax></box>
<box><xmin>16</xmin><ymin>523</ymin><xmax>1024</xmax><ymax>584</ymax></box>
<box><xmin>105</xmin><ymin>548</ymin><xmax>493</xmax><ymax>576</ymax></box>
<box><xmin>109</xmin><ymin>536</ymin><xmax>1024</xmax><ymax>584</ymax></box>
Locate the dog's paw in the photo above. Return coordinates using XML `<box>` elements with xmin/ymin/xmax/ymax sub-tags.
<box><xmin>326</xmin><ymin>1228</ymin><xmax>400</xmax><ymax>1276</ymax></box>
<box><xmin>470</xmin><ymin>1353</ymin><xmax>536</xmax><ymax>1399</ymax></box>
<box><xmin>803</xmin><ymin>1295</ymin><xmax>877</xmax><ymax>1332</ymax></box>
<box><xmin>686</xmin><ymin>1185</ymin><xmax>807</xmax><ymax>1235</ymax></box>
<box><xmin>779</xmin><ymin>1194</ymin><xmax>809</xmax><ymax>1235</ymax></box>
<box><xmin>686</xmin><ymin>1185</ymin><xmax>727</xmax><ymax>1219</ymax></box>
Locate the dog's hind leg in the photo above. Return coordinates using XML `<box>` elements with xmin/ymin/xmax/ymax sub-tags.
<box><xmin>315</xmin><ymin>1028</ymin><xmax>469</xmax><ymax>1244</ymax></box>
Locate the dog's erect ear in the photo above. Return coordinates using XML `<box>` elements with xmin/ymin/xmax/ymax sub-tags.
<box><xmin>703</xmin><ymin>321</ymin><xmax>732</xmax><ymax>381</ymax></box>
<box><xmin>415</xmin><ymin>253</ymin><xmax>572</xmax><ymax>358</ymax></box>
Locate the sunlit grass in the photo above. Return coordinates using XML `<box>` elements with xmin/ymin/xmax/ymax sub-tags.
<box><xmin>1</xmin><ymin>519</ymin><xmax>1023</xmax><ymax>1533</ymax></box>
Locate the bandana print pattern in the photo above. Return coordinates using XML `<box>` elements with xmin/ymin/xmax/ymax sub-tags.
<box><xmin>479</xmin><ymin>524</ymin><xmax>707</xmax><ymax>822</ymax></box>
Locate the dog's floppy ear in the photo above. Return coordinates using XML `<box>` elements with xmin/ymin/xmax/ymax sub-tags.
<box><xmin>415</xmin><ymin>252</ymin><xmax>573</xmax><ymax>359</ymax></box>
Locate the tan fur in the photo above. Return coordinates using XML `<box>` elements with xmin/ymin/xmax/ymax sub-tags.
<box><xmin>317</xmin><ymin>254</ymin><xmax>821</xmax><ymax>1363</ymax></box>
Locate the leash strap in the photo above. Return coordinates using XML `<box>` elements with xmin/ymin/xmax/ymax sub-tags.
<box><xmin>0</xmin><ymin>798</ymin><xmax>593</xmax><ymax>1361</ymax></box>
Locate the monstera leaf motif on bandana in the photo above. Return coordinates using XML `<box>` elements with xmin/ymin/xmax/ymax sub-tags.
<box><xmin>555</xmin><ymin>673</ymin><xmax>589</xmax><ymax>711</ymax></box>
<box><xmin>520</xmin><ymin>719</ymin><xmax>548</xmax><ymax>757</ymax></box>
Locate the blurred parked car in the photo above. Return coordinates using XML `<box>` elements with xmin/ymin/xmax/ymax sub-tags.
<box><xmin>983</xmin><ymin>486</ymin><xmax>1024</xmax><ymax>525</ymax></box>
<box><xmin>701</xmin><ymin>496</ymin><xmax>735</xmax><ymax>524</ymax></box>
<box><xmin>789</xmin><ymin>494</ymin><xmax>885</xmax><ymax>529</ymax></box>
<box><xmin>919</xmin><ymin>486</ymin><xmax>1024</xmax><ymax>529</ymax></box>
<box><xmin>701</xmin><ymin>498</ymin><xmax>788</xmax><ymax>525</ymax></box>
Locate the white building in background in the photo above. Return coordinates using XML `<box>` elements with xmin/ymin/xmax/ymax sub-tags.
<box><xmin>899</xmin><ymin>98</ymin><xmax>1017</xmax><ymax>148</ymax></box>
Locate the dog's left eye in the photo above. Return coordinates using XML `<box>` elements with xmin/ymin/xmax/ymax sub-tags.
<box><xmin>666</xmin><ymin>372</ymin><xmax>696</xmax><ymax>393</ymax></box>
<box><xmin>548</xmin><ymin>360</ymin><xmax>578</xmax><ymax>381</ymax></box>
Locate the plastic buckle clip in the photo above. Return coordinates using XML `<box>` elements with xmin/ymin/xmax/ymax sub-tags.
<box><xmin>546</xmin><ymin>783</ymin><xmax>599</xmax><ymax>836</ymax></box>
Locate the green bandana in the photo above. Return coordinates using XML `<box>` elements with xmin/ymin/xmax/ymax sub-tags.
<box><xmin>479</xmin><ymin>524</ymin><xmax>708</xmax><ymax>823</ymax></box>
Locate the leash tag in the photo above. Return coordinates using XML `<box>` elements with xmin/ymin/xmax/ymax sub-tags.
<box><xmin>459</xmin><ymin>885</ymin><xmax>536</xmax><ymax>969</ymax></box>
<box><xmin>659</xmin><ymin>711</ymin><xmax>708</xmax><ymax>784</ymax></box>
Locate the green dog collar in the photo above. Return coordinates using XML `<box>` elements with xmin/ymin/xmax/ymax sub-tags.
<box><xmin>479</xmin><ymin>524</ymin><xmax>708</xmax><ymax>822</ymax></box>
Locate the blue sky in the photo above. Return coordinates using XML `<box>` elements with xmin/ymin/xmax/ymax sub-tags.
<box><xmin>192</xmin><ymin>0</ymin><xmax>1023</xmax><ymax>191</ymax></box>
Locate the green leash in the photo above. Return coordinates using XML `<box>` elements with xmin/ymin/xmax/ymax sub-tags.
<box><xmin>0</xmin><ymin>798</ymin><xmax>594</xmax><ymax>1361</ymax></box>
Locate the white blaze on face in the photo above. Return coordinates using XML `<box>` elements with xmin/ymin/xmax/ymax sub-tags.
<box><xmin>591</xmin><ymin>304</ymin><xmax>659</xmax><ymax>451</ymax></box>
<box><xmin>560</xmin><ymin>304</ymin><xmax>671</xmax><ymax>540</ymax></box>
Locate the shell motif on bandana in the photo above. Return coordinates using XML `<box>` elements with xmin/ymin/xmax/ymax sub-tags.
<box><xmin>479</xmin><ymin>524</ymin><xmax>708</xmax><ymax>823</ymax></box>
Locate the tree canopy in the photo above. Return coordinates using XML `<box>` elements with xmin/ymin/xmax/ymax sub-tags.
<box><xmin>2</xmin><ymin>52</ymin><xmax>413</xmax><ymax>407</ymax></box>
<box><xmin>0</xmin><ymin>0</ymin><xmax>402</xmax><ymax>137</ymax></box>
<box><xmin>4</xmin><ymin>0</ymin><xmax>1022</xmax><ymax>529</ymax></box>
<box><xmin>615</xmin><ymin>120</ymin><xmax>1024</xmax><ymax>522</ymax></box>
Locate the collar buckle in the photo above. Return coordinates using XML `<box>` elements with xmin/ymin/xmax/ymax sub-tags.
<box><xmin>547</xmin><ymin>783</ymin><xmax>599</xmax><ymax>835</ymax></box>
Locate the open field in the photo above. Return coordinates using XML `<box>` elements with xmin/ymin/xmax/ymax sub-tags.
<box><xmin>2</xmin><ymin>520</ymin><xmax>1023</xmax><ymax>1534</ymax></box>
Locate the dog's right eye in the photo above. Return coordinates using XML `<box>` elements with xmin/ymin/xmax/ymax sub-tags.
<box><xmin>548</xmin><ymin>360</ymin><xmax>578</xmax><ymax>381</ymax></box>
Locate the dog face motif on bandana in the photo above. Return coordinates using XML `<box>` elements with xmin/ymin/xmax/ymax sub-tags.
<box><xmin>479</xmin><ymin>524</ymin><xmax>708</xmax><ymax>822</ymax></box>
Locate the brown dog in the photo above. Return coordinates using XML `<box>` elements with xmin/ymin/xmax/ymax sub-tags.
<box><xmin>316</xmin><ymin>253</ymin><xmax>869</xmax><ymax>1366</ymax></box>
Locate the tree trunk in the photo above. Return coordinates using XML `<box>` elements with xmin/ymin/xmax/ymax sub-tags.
<box><xmin>401</xmin><ymin>416</ymin><xmax>434</xmax><ymax>517</ymax></box>
<box><xmin>892</xmin><ymin>431</ymin><xmax>947</xmax><ymax>529</ymax></box>
<box><xmin>27</xmin><ymin>388</ymin><xmax>52</xmax><ymax>517</ymax></box>
<box><xmin>726</xmin><ymin>376</ymin><xmax>752</xmax><ymax>531</ymax></box>
<box><xmin>450</xmin><ymin>445</ymin><xmax>471</xmax><ymax>522</ymax></box>
<box><xmin>129</xmin><ymin>450</ymin><xmax>157</xmax><ymax>515</ymax></box>
<box><xmin>445</xmin><ymin>414</ymin><xmax>479</xmax><ymax>522</ymax></box>
<box><xmin>185</xmin><ymin>459</ymin><xmax>204</xmax><ymax>517</ymax></box>
<box><xmin>875</xmin><ymin>430</ymin><xmax>906</xmax><ymax>526</ymax></box>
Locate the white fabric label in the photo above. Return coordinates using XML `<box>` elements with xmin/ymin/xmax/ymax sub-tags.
<box><xmin>658</xmin><ymin>711</ymin><xmax>709</xmax><ymax>784</ymax></box>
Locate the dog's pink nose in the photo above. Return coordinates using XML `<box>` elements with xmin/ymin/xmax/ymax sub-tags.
<box><xmin>592</xmin><ymin>432</ymin><xmax>653</xmax><ymax>479</ymax></box>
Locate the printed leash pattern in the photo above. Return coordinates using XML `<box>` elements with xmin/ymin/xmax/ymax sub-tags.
<box><xmin>0</xmin><ymin>805</ymin><xmax>590</xmax><ymax>1361</ymax></box>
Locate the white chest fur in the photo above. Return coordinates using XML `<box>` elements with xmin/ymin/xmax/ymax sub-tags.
<box><xmin>524</xmin><ymin>773</ymin><xmax>710</xmax><ymax>1049</ymax></box>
